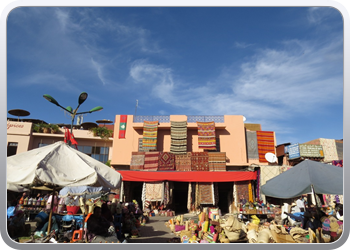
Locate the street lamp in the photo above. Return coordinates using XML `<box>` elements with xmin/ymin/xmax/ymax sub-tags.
<box><xmin>43</xmin><ymin>92</ymin><xmax>103</xmax><ymax>145</ymax></box>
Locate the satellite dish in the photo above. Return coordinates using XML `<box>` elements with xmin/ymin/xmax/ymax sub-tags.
<box><xmin>265</xmin><ymin>152</ymin><xmax>277</xmax><ymax>163</ymax></box>
<box><xmin>243</xmin><ymin>116</ymin><xmax>246</xmax><ymax>122</ymax></box>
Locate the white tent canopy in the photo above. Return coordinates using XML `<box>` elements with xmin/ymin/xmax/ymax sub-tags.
<box><xmin>7</xmin><ymin>141</ymin><xmax>122</xmax><ymax>189</ymax></box>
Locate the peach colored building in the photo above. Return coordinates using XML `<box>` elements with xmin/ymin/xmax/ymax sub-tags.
<box><xmin>111</xmin><ymin>115</ymin><xmax>277</xmax><ymax>213</ymax></box>
<box><xmin>7</xmin><ymin>120</ymin><xmax>113</xmax><ymax>162</ymax></box>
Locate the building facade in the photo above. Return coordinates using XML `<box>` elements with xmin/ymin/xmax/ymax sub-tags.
<box><xmin>110</xmin><ymin>115</ymin><xmax>277</xmax><ymax>213</ymax></box>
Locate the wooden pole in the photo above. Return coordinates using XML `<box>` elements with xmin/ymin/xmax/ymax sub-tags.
<box><xmin>47</xmin><ymin>186</ymin><xmax>56</xmax><ymax>235</ymax></box>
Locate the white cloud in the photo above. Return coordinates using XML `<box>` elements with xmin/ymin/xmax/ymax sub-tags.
<box><xmin>235</xmin><ymin>42</ymin><xmax>254</xmax><ymax>49</ymax></box>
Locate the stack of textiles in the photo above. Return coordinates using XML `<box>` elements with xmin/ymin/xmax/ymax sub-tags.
<box><xmin>197</xmin><ymin>121</ymin><xmax>216</xmax><ymax>150</ymax></box>
<box><xmin>170</xmin><ymin>121</ymin><xmax>187</xmax><ymax>154</ymax></box>
<box><xmin>142</xmin><ymin>121</ymin><xmax>158</xmax><ymax>151</ymax></box>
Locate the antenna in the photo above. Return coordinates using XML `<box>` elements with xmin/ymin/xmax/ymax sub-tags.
<box><xmin>134</xmin><ymin>99</ymin><xmax>138</xmax><ymax>116</ymax></box>
<box><xmin>265</xmin><ymin>152</ymin><xmax>277</xmax><ymax>163</ymax></box>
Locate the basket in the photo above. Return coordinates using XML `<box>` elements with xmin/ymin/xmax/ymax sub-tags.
<box><xmin>66</xmin><ymin>205</ymin><xmax>80</xmax><ymax>214</ymax></box>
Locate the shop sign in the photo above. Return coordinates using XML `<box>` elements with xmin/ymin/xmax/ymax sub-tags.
<box><xmin>286</xmin><ymin>143</ymin><xmax>300</xmax><ymax>159</ymax></box>
<box><xmin>299</xmin><ymin>144</ymin><xmax>324</xmax><ymax>158</ymax></box>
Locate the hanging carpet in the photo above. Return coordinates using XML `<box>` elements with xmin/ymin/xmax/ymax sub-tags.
<box><xmin>145</xmin><ymin>182</ymin><xmax>164</xmax><ymax>202</ymax></box>
<box><xmin>256</xmin><ymin>131</ymin><xmax>275</xmax><ymax>163</ymax></box>
<box><xmin>198</xmin><ymin>182</ymin><xmax>214</xmax><ymax>204</ymax></box>
<box><xmin>197</xmin><ymin>121</ymin><xmax>216</xmax><ymax>150</ymax></box>
<box><xmin>130</xmin><ymin>152</ymin><xmax>145</xmax><ymax>170</ymax></box>
<box><xmin>246</xmin><ymin>131</ymin><xmax>259</xmax><ymax>159</ymax></box>
<box><xmin>142</xmin><ymin>121</ymin><xmax>158</xmax><ymax>151</ymax></box>
<box><xmin>208</xmin><ymin>152</ymin><xmax>226</xmax><ymax>171</ymax></box>
<box><xmin>175</xmin><ymin>152</ymin><xmax>192</xmax><ymax>171</ymax></box>
<box><xmin>191</xmin><ymin>152</ymin><xmax>209</xmax><ymax>171</ymax></box>
<box><xmin>143</xmin><ymin>151</ymin><xmax>160</xmax><ymax>171</ymax></box>
<box><xmin>158</xmin><ymin>152</ymin><xmax>175</xmax><ymax>171</ymax></box>
<box><xmin>170</xmin><ymin>121</ymin><xmax>187</xmax><ymax>154</ymax></box>
<box><xmin>235</xmin><ymin>181</ymin><xmax>250</xmax><ymax>203</ymax></box>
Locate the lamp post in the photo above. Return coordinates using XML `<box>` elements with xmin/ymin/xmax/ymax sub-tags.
<box><xmin>43</xmin><ymin>92</ymin><xmax>103</xmax><ymax>145</ymax></box>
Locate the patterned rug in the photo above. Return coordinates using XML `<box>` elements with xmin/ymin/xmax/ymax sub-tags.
<box><xmin>170</xmin><ymin>121</ymin><xmax>187</xmax><ymax>154</ymax></box>
<box><xmin>235</xmin><ymin>181</ymin><xmax>250</xmax><ymax>203</ymax></box>
<box><xmin>197</xmin><ymin>121</ymin><xmax>216</xmax><ymax>150</ymax></box>
<box><xmin>320</xmin><ymin>138</ymin><xmax>338</xmax><ymax>162</ymax></box>
<box><xmin>142</xmin><ymin>121</ymin><xmax>158</xmax><ymax>151</ymax></box>
<box><xmin>130</xmin><ymin>152</ymin><xmax>145</xmax><ymax>170</ymax></box>
<box><xmin>208</xmin><ymin>152</ymin><xmax>226</xmax><ymax>171</ymax></box>
<box><xmin>256</xmin><ymin>131</ymin><xmax>275</xmax><ymax>163</ymax></box>
<box><xmin>198</xmin><ymin>182</ymin><xmax>214</xmax><ymax>204</ymax></box>
<box><xmin>158</xmin><ymin>152</ymin><xmax>175</xmax><ymax>171</ymax></box>
<box><xmin>246</xmin><ymin>131</ymin><xmax>259</xmax><ymax>159</ymax></box>
<box><xmin>191</xmin><ymin>152</ymin><xmax>209</xmax><ymax>171</ymax></box>
<box><xmin>143</xmin><ymin>151</ymin><xmax>160</xmax><ymax>171</ymax></box>
<box><xmin>145</xmin><ymin>182</ymin><xmax>164</xmax><ymax>201</ymax></box>
<box><xmin>175</xmin><ymin>152</ymin><xmax>192</xmax><ymax>171</ymax></box>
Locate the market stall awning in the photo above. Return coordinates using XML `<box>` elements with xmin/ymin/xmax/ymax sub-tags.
<box><xmin>117</xmin><ymin>170</ymin><xmax>257</xmax><ymax>182</ymax></box>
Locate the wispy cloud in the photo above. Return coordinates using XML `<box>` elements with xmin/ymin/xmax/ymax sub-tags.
<box><xmin>235</xmin><ymin>42</ymin><xmax>254</xmax><ymax>49</ymax></box>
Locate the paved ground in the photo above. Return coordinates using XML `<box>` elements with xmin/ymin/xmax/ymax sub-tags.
<box><xmin>127</xmin><ymin>213</ymin><xmax>197</xmax><ymax>243</ymax></box>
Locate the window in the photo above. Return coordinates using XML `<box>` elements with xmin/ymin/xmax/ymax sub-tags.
<box><xmin>7</xmin><ymin>142</ymin><xmax>18</xmax><ymax>156</ymax></box>
<box><xmin>77</xmin><ymin>145</ymin><xmax>109</xmax><ymax>163</ymax></box>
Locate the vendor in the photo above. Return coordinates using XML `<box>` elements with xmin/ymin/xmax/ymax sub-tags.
<box><xmin>8</xmin><ymin>210</ymin><xmax>26</xmax><ymax>239</ymax></box>
<box><xmin>87</xmin><ymin>206</ymin><xmax>115</xmax><ymax>241</ymax></box>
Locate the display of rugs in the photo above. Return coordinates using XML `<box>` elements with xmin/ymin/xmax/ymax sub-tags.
<box><xmin>320</xmin><ymin>138</ymin><xmax>338</xmax><ymax>162</ymax></box>
<box><xmin>208</xmin><ymin>152</ymin><xmax>226</xmax><ymax>171</ymax></box>
<box><xmin>170</xmin><ymin>121</ymin><xmax>188</xmax><ymax>154</ymax></box>
<box><xmin>198</xmin><ymin>182</ymin><xmax>214</xmax><ymax>204</ymax></box>
<box><xmin>144</xmin><ymin>182</ymin><xmax>164</xmax><ymax>202</ymax></box>
<box><xmin>138</xmin><ymin>138</ymin><xmax>149</xmax><ymax>152</ymax></box>
<box><xmin>197</xmin><ymin>121</ymin><xmax>216</xmax><ymax>150</ymax></box>
<box><xmin>130</xmin><ymin>152</ymin><xmax>145</xmax><ymax>170</ymax></box>
<box><xmin>142</xmin><ymin>121</ymin><xmax>159</xmax><ymax>151</ymax></box>
<box><xmin>158</xmin><ymin>152</ymin><xmax>175</xmax><ymax>171</ymax></box>
<box><xmin>256</xmin><ymin>131</ymin><xmax>275</xmax><ymax>163</ymax></box>
<box><xmin>246</xmin><ymin>131</ymin><xmax>259</xmax><ymax>159</ymax></box>
<box><xmin>143</xmin><ymin>151</ymin><xmax>160</xmax><ymax>171</ymax></box>
<box><xmin>191</xmin><ymin>152</ymin><xmax>209</xmax><ymax>171</ymax></box>
<box><xmin>175</xmin><ymin>152</ymin><xmax>192</xmax><ymax>171</ymax></box>
<box><xmin>118</xmin><ymin>115</ymin><xmax>127</xmax><ymax>139</ymax></box>
<box><xmin>235</xmin><ymin>181</ymin><xmax>250</xmax><ymax>203</ymax></box>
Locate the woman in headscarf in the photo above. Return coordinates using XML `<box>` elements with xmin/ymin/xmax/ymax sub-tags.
<box><xmin>8</xmin><ymin>210</ymin><xmax>26</xmax><ymax>238</ymax></box>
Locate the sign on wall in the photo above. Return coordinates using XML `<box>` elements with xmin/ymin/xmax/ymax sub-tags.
<box><xmin>285</xmin><ymin>143</ymin><xmax>300</xmax><ymax>159</ymax></box>
<box><xmin>299</xmin><ymin>144</ymin><xmax>324</xmax><ymax>158</ymax></box>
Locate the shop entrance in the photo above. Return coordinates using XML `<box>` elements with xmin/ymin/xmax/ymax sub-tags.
<box><xmin>172</xmin><ymin>182</ymin><xmax>188</xmax><ymax>214</ymax></box>
<box><xmin>217</xmin><ymin>182</ymin><xmax>233</xmax><ymax>214</ymax></box>
<box><xmin>129</xmin><ymin>182</ymin><xmax>143</xmax><ymax>206</ymax></box>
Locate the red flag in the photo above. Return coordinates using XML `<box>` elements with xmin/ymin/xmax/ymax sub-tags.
<box><xmin>64</xmin><ymin>127</ymin><xmax>69</xmax><ymax>143</ymax></box>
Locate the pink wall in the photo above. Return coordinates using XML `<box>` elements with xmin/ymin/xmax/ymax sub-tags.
<box><xmin>111</xmin><ymin>115</ymin><xmax>250</xmax><ymax>167</ymax></box>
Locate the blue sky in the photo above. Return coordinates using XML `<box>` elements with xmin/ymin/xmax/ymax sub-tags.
<box><xmin>6</xmin><ymin>7</ymin><xmax>343</xmax><ymax>145</ymax></box>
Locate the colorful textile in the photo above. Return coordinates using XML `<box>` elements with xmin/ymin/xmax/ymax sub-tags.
<box><xmin>198</xmin><ymin>182</ymin><xmax>214</xmax><ymax>204</ymax></box>
<box><xmin>332</xmin><ymin>160</ymin><xmax>343</xmax><ymax>167</ymax></box>
<box><xmin>145</xmin><ymin>182</ymin><xmax>164</xmax><ymax>201</ymax></box>
<box><xmin>118</xmin><ymin>115</ymin><xmax>127</xmax><ymax>139</ymax></box>
<box><xmin>197</xmin><ymin>121</ymin><xmax>216</xmax><ymax>150</ymax></box>
<box><xmin>191</xmin><ymin>152</ymin><xmax>209</xmax><ymax>171</ymax></box>
<box><xmin>170</xmin><ymin>121</ymin><xmax>187</xmax><ymax>154</ymax></box>
<box><xmin>175</xmin><ymin>152</ymin><xmax>192</xmax><ymax>171</ymax></box>
<box><xmin>320</xmin><ymin>138</ymin><xmax>338</xmax><ymax>162</ymax></box>
<box><xmin>143</xmin><ymin>152</ymin><xmax>160</xmax><ymax>171</ymax></box>
<box><xmin>256</xmin><ymin>131</ymin><xmax>275</xmax><ymax>163</ymax></box>
<box><xmin>248</xmin><ymin>182</ymin><xmax>253</xmax><ymax>202</ymax></box>
<box><xmin>130</xmin><ymin>152</ymin><xmax>145</xmax><ymax>170</ymax></box>
<box><xmin>208</xmin><ymin>152</ymin><xmax>226</xmax><ymax>171</ymax></box>
<box><xmin>246</xmin><ymin>131</ymin><xmax>259</xmax><ymax>159</ymax></box>
<box><xmin>142</xmin><ymin>121</ymin><xmax>158</xmax><ymax>151</ymax></box>
<box><xmin>235</xmin><ymin>181</ymin><xmax>250</xmax><ymax>203</ymax></box>
<box><xmin>158</xmin><ymin>152</ymin><xmax>175</xmax><ymax>171</ymax></box>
